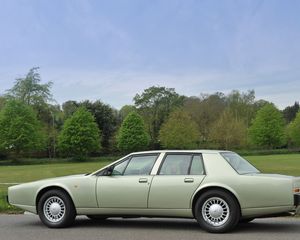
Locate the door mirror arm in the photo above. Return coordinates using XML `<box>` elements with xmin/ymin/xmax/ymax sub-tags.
<box><xmin>105</xmin><ymin>165</ymin><xmax>114</xmax><ymax>176</ymax></box>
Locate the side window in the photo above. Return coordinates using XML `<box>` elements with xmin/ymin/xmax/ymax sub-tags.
<box><xmin>112</xmin><ymin>158</ymin><xmax>130</xmax><ymax>176</ymax></box>
<box><xmin>159</xmin><ymin>154</ymin><xmax>192</xmax><ymax>175</ymax></box>
<box><xmin>190</xmin><ymin>155</ymin><xmax>204</xmax><ymax>175</ymax></box>
<box><xmin>123</xmin><ymin>155</ymin><xmax>158</xmax><ymax>175</ymax></box>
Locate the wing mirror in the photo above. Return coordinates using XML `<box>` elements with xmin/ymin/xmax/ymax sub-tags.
<box><xmin>105</xmin><ymin>165</ymin><xmax>114</xmax><ymax>176</ymax></box>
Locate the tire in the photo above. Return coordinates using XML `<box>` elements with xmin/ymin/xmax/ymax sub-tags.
<box><xmin>86</xmin><ymin>215</ymin><xmax>108</xmax><ymax>221</ymax></box>
<box><xmin>194</xmin><ymin>189</ymin><xmax>240</xmax><ymax>233</ymax></box>
<box><xmin>37</xmin><ymin>189</ymin><xmax>76</xmax><ymax>228</ymax></box>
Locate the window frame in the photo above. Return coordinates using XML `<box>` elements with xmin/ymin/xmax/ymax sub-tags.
<box><xmin>157</xmin><ymin>152</ymin><xmax>206</xmax><ymax>176</ymax></box>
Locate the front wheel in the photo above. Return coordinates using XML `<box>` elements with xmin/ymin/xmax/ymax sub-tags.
<box><xmin>194</xmin><ymin>190</ymin><xmax>240</xmax><ymax>233</ymax></box>
<box><xmin>38</xmin><ymin>189</ymin><xmax>76</xmax><ymax>228</ymax></box>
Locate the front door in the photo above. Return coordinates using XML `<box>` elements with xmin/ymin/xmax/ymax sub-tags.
<box><xmin>148</xmin><ymin>154</ymin><xmax>206</xmax><ymax>209</ymax></box>
<box><xmin>96</xmin><ymin>154</ymin><xmax>159</xmax><ymax>208</ymax></box>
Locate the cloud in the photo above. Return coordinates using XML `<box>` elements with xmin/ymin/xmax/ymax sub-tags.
<box><xmin>44</xmin><ymin>67</ymin><xmax>299</xmax><ymax>110</ymax></box>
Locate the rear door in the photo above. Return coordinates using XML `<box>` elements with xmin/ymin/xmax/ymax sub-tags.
<box><xmin>148</xmin><ymin>153</ymin><xmax>206</xmax><ymax>209</ymax></box>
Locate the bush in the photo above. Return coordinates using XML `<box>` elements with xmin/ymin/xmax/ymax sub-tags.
<box><xmin>58</xmin><ymin>107</ymin><xmax>101</xmax><ymax>160</ymax></box>
<box><xmin>249</xmin><ymin>104</ymin><xmax>286</xmax><ymax>148</ymax></box>
<box><xmin>117</xmin><ymin>112</ymin><xmax>150</xmax><ymax>152</ymax></box>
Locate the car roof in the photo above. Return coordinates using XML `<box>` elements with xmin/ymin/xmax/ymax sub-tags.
<box><xmin>131</xmin><ymin>150</ymin><xmax>232</xmax><ymax>155</ymax></box>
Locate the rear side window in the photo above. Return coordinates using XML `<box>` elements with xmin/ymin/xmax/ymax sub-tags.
<box><xmin>190</xmin><ymin>155</ymin><xmax>205</xmax><ymax>175</ymax></box>
<box><xmin>159</xmin><ymin>154</ymin><xmax>205</xmax><ymax>175</ymax></box>
<box><xmin>159</xmin><ymin>154</ymin><xmax>191</xmax><ymax>175</ymax></box>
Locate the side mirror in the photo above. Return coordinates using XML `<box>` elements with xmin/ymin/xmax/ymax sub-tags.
<box><xmin>106</xmin><ymin>165</ymin><xmax>114</xmax><ymax>176</ymax></box>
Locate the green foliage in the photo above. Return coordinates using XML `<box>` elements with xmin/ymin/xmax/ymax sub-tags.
<box><xmin>210</xmin><ymin>109</ymin><xmax>247</xmax><ymax>149</ymax></box>
<box><xmin>58</xmin><ymin>107</ymin><xmax>101</xmax><ymax>160</ymax></box>
<box><xmin>159</xmin><ymin>109</ymin><xmax>200</xmax><ymax>149</ymax></box>
<box><xmin>287</xmin><ymin>111</ymin><xmax>300</xmax><ymax>146</ymax></box>
<box><xmin>0</xmin><ymin>100</ymin><xmax>45</xmax><ymax>157</ymax></box>
<box><xmin>6</xmin><ymin>67</ymin><xmax>53</xmax><ymax>106</ymax></box>
<box><xmin>80</xmin><ymin>100</ymin><xmax>118</xmax><ymax>151</ymax></box>
<box><xmin>119</xmin><ymin>105</ymin><xmax>136</xmax><ymax>121</ymax></box>
<box><xmin>62</xmin><ymin>100</ymin><xmax>118</xmax><ymax>152</ymax></box>
<box><xmin>226</xmin><ymin>90</ymin><xmax>256</xmax><ymax>127</ymax></box>
<box><xmin>134</xmin><ymin>86</ymin><xmax>184</xmax><ymax>146</ymax></box>
<box><xmin>183</xmin><ymin>93</ymin><xmax>226</xmax><ymax>143</ymax></box>
<box><xmin>117</xmin><ymin>112</ymin><xmax>150</xmax><ymax>152</ymax></box>
<box><xmin>249</xmin><ymin>104</ymin><xmax>286</xmax><ymax>148</ymax></box>
<box><xmin>283</xmin><ymin>101</ymin><xmax>299</xmax><ymax>123</ymax></box>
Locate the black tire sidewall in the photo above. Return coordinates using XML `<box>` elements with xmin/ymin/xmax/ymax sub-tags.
<box><xmin>195</xmin><ymin>189</ymin><xmax>240</xmax><ymax>233</ymax></box>
<box><xmin>38</xmin><ymin>189</ymin><xmax>76</xmax><ymax>228</ymax></box>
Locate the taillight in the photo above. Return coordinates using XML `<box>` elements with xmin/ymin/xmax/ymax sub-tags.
<box><xmin>293</xmin><ymin>188</ymin><xmax>300</xmax><ymax>193</ymax></box>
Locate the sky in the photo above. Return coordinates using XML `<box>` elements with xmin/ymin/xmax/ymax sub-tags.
<box><xmin>0</xmin><ymin>0</ymin><xmax>300</xmax><ymax>109</ymax></box>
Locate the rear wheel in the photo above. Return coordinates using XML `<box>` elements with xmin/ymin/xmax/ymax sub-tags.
<box><xmin>194</xmin><ymin>189</ymin><xmax>240</xmax><ymax>233</ymax></box>
<box><xmin>38</xmin><ymin>189</ymin><xmax>76</xmax><ymax>228</ymax></box>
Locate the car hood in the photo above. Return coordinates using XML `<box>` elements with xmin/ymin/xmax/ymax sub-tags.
<box><xmin>14</xmin><ymin>174</ymin><xmax>87</xmax><ymax>187</ymax></box>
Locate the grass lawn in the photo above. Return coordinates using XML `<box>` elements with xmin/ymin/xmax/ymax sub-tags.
<box><xmin>0</xmin><ymin>158</ymin><xmax>114</xmax><ymax>213</ymax></box>
<box><xmin>1</xmin><ymin>154</ymin><xmax>300</xmax><ymax>213</ymax></box>
<box><xmin>245</xmin><ymin>154</ymin><xmax>300</xmax><ymax>176</ymax></box>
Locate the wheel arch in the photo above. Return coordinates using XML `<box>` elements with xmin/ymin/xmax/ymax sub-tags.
<box><xmin>191</xmin><ymin>185</ymin><xmax>242</xmax><ymax>218</ymax></box>
<box><xmin>35</xmin><ymin>185</ymin><xmax>76</xmax><ymax>214</ymax></box>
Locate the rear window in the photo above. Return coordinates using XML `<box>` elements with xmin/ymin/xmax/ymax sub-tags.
<box><xmin>221</xmin><ymin>152</ymin><xmax>260</xmax><ymax>175</ymax></box>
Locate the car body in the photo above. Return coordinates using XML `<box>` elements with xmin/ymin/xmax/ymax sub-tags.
<box><xmin>8</xmin><ymin>150</ymin><xmax>300</xmax><ymax>233</ymax></box>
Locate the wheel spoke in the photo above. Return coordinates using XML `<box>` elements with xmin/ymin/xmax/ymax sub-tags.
<box><xmin>201</xmin><ymin>197</ymin><xmax>230</xmax><ymax>227</ymax></box>
<box><xmin>43</xmin><ymin>196</ymin><xmax>66</xmax><ymax>223</ymax></box>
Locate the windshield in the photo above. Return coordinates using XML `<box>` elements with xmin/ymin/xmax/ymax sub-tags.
<box><xmin>220</xmin><ymin>152</ymin><xmax>260</xmax><ymax>174</ymax></box>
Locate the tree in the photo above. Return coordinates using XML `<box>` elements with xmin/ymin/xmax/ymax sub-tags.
<box><xmin>210</xmin><ymin>110</ymin><xmax>247</xmax><ymax>149</ymax></box>
<box><xmin>62</xmin><ymin>100</ymin><xmax>118</xmax><ymax>152</ymax></box>
<box><xmin>0</xmin><ymin>100</ymin><xmax>45</xmax><ymax>158</ymax></box>
<box><xmin>287</xmin><ymin>111</ymin><xmax>300</xmax><ymax>146</ymax></box>
<box><xmin>80</xmin><ymin>100</ymin><xmax>118</xmax><ymax>152</ymax></box>
<box><xmin>6</xmin><ymin>67</ymin><xmax>53</xmax><ymax>107</ymax></box>
<box><xmin>183</xmin><ymin>93</ymin><xmax>226</xmax><ymax>144</ymax></box>
<box><xmin>249</xmin><ymin>104</ymin><xmax>286</xmax><ymax>148</ymax></box>
<box><xmin>58</xmin><ymin>107</ymin><xmax>101</xmax><ymax>160</ymax></box>
<box><xmin>62</xmin><ymin>101</ymin><xmax>79</xmax><ymax>119</ymax></box>
<box><xmin>117</xmin><ymin>112</ymin><xmax>150</xmax><ymax>152</ymax></box>
<box><xmin>159</xmin><ymin>109</ymin><xmax>200</xmax><ymax>149</ymax></box>
<box><xmin>119</xmin><ymin>105</ymin><xmax>136</xmax><ymax>122</ymax></box>
<box><xmin>134</xmin><ymin>86</ymin><xmax>184</xmax><ymax>146</ymax></box>
<box><xmin>283</xmin><ymin>102</ymin><xmax>300</xmax><ymax>123</ymax></box>
<box><xmin>226</xmin><ymin>90</ymin><xmax>256</xmax><ymax>127</ymax></box>
<box><xmin>6</xmin><ymin>68</ymin><xmax>59</xmax><ymax>158</ymax></box>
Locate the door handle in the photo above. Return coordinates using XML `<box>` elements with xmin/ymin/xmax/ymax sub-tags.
<box><xmin>139</xmin><ymin>178</ymin><xmax>148</xmax><ymax>183</ymax></box>
<box><xmin>184</xmin><ymin>178</ymin><xmax>194</xmax><ymax>183</ymax></box>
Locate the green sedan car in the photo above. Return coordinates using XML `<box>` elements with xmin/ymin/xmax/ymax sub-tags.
<box><xmin>8</xmin><ymin>150</ymin><xmax>300</xmax><ymax>233</ymax></box>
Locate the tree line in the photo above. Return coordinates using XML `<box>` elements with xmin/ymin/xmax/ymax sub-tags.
<box><xmin>0</xmin><ymin>68</ymin><xmax>299</xmax><ymax>160</ymax></box>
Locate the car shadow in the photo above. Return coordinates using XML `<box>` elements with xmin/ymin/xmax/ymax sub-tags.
<box><xmin>70</xmin><ymin>217</ymin><xmax>300</xmax><ymax>233</ymax></box>
<box><xmin>21</xmin><ymin>216</ymin><xmax>300</xmax><ymax>233</ymax></box>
